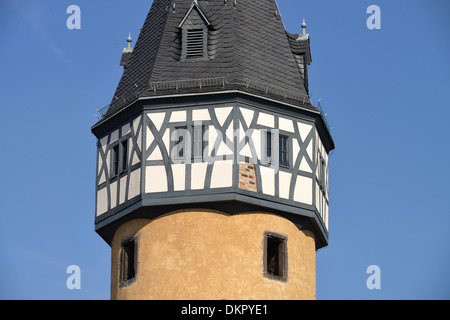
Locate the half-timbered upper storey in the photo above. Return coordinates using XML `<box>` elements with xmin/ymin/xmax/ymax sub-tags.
<box><xmin>92</xmin><ymin>0</ymin><xmax>334</xmax><ymax>249</ymax></box>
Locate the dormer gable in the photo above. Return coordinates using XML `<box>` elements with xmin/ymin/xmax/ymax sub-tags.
<box><xmin>179</xmin><ymin>1</ymin><xmax>210</xmax><ymax>60</ymax></box>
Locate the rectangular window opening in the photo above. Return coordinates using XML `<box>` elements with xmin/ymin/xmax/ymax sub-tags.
<box><xmin>112</xmin><ymin>145</ymin><xmax>119</xmax><ymax>178</ymax></box>
<box><xmin>174</xmin><ymin>127</ymin><xmax>188</xmax><ymax>159</ymax></box>
<box><xmin>120</xmin><ymin>237</ymin><xmax>137</xmax><ymax>285</ymax></box>
<box><xmin>264</xmin><ymin>232</ymin><xmax>288</xmax><ymax>281</ymax></box>
<box><xmin>121</xmin><ymin>140</ymin><xmax>128</xmax><ymax>173</ymax></box>
<box><xmin>279</xmin><ymin>135</ymin><xmax>289</xmax><ymax>168</ymax></box>
<box><xmin>192</xmin><ymin>125</ymin><xmax>205</xmax><ymax>160</ymax></box>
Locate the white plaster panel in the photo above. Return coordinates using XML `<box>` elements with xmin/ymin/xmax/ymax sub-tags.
<box><xmin>306</xmin><ymin>140</ymin><xmax>313</xmax><ymax>162</ymax></box>
<box><xmin>297</xmin><ymin>122</ymin><xmax>312</xmax><ymax>142</ymax></box>
<box><xmin>193</xmin><ymin>109</ymin><xmax>210</xmax><ymax>121</ymax></box>
<box><xmin>119</xmin><ymin>176</ymin><xmax>127</xmax><ymax>205</ymax></box>
<box><xmin>216</xmin><ymin>141</ymin><xmax>233</xmax><ymax>156</ymax></box>
<box><xmin>146</xmin><ymin>127</ymin><xmax>154</xmax><ymax>153</ymax></box>
<box><xmin>128</xmin><ymin>168</ymin><xmax>141</xmax><ymax>200</ymax></box>
<box><xmin>279</xmin><ymin>171</ymin><xmax>291</xmax><ymax>200</ymax></box>
<box><xmin>279</xmin><ymin>117</ymin><xmax>295</xmax><ymax>133</ymax></box>
<box><xmin>149</xmin><ymin>112</ymin><xmax>166</xmax><ymax>132</ymax></box>
<box><xmin>208</xmin><ymin>126</ymin><xmax>218</xmax><ymax>156</ymax></box>
<box><xmin>99</xmin><ymin>136</ymin><xmax>108</xmax><ymax>154</ymax></box>
<box><xmin>257</xmin><ymin>112</ymin><xmax>275</xmax><ymax>128</ymax></box>
<box><xmin>98</xmin><ymin>170</ymin><xmax>106</xmax><ymax>185</ymax></box>
<box><xmin>292</xmin><ymin>138</ymin><xmax>300</xmax><ymax>166</ymax></box>
<box><xmin>260</xmin><ymin>166</ymin><xmax>275</xmax><ymax>196</ymax></box>
<box><xmin>122</xmin><ymin>123</ymin><xmax>131</xmax><ymax>137</ymax></box>
<box><xmin>315</xmin><ymin>182</ymin><xmax>320</xmax><ymax>210</ymax></box>
<box><xmin>170</xmin><ymin>110</ymin><xmax>186</xmax><ymax>123</ymax></box>
<box><xmin>148</xmin><ymin>146</ymin><xmax>163</xmax><ymax>161</ymax></box>
<box><xmin>135</xmin><ymin>131</ymin><xmax>142</xmax><ymax>155</ymax></box>
<box><xmin>215</xmin><ymin>107</ymin><xmax>233</xmax><ymax>127</ymax></box>
<box><xmin>240</xmin><ymin>143</ymin><xmax>252</xmax><ymax>158</ymax></box>
<box><xmin>240</xmin><ymin>108</ymin><xmax>254</xmax><ymax>127</ymax></box>
<box><xmin>96</xmin><ymin>187</ymin><xmax>108</xmax><ymax>216</ymax></box>
<box><xmin>110</xmin><ymin>181</ymin><xmax>117</xmax><ymax>209</ymax></box>
<box><xmin>110</xmin><ymin>129</ymin><xmax>119</xmax><ymax>144</ymax></box>
<box><xmin>294</xmin><ymin>175</ymin><xmax>312</xmax><ymax>205</ymax></box>
<box><xmin>191</xmin><ymin>163</ymin><xmax>208</xmax><ymax>190</ymax></box>
<box><xmin>251</xmin><ymin>129</ymin><xmax>261</xmax><ymax>159</ymax></box>
<box><xmin>210</xmin><ymin>160</ymin><xmax>233</xmax><ymax>188</ymax></box>
<box><xmin>163</xmin><ymin>129</ymin><xmax>170</xmax><ymax>155</ymax></box>
<box><xmin>172</xmin><ymin>164</ymin><xmax>186</xmax><ymax>191</ymax></box>
<box><xmin>131</xmin><ymin>150</ymin><xmax>138</xmax><ymax>166</ymax></box>
<box><xmin>299</xmin><ymin>157</ymin><xmax>312</xmax><ymax>173</ymax></box>
<box><xmin>145</xmin><ymin>166</ymin><xmax>168</xmax><ymax>193</ymax></box>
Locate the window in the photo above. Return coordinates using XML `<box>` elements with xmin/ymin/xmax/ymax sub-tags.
<box><xmin>120</xmin><ymin>235</ymin><xmax>138</xmax><ymax>286</ymax></box>
<box><xmin>173</xmin><ymin>127</ymin><xmax>188</xmax><ymax>159</ymax></box>
<box><xmin>318</xmin><ymin>152</ymin><xmax>327</xmax><ymax>191</ymax></box>
<box><xmin>192</xmin><ymin>125</ymin><xmax>205</xmax><ymax>160</ymax></box>
<box><xmin>264</xmin><ymin>131</ymin><xmax>290</xmax><ymax>168</ymax></box>
<box><xmin>111</xmin><ymin>140</ymin><xmax>128</xmax><ymax>178</ymax></box>
<box><xmin>263</xmin><ymin>231</ymin><xmax>288</xmax><ymax>282</ymax></box>
<box><xmin>279</xmin><ymin>135</ymin><xmax>289</xmax><ymax>167</ymax></box>
<box><xmin>186</xmin><ymin>29</ymin><xmax>205</xmax><ymax>59</ymax></box>
<box><xmin>112</xmin><ymin>145</ymin><xmax>119</xmax><ymax>178</ymax></box>
<box><xmin>121</xmin><ymin>140</ymin><xmax>128</xmax><ymax>173</ymax></box>
<box><xmin>172</xmin><ymin>125</ymin><xmax>206</xmax><ymax>161</ymax></box>
<box><xmin>266</xmin><ymin>131</ymin><xmax>272</xmax><ymax>162</ymax></box>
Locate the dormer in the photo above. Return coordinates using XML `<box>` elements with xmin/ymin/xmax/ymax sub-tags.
<box><xmin>179</xmin><ymin>1</ymin><xmax>210</xmax><ymax>60</ymax></box>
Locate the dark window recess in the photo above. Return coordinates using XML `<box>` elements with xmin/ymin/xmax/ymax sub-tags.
<box><xmin>192</xmin><ymin>125</ymin><xmax>205</xmax><ymax>159</ymax></box>
<box><xmin>264</xmin><ymin>232</ymin><xmax>288</xmax><ymax>281</ymax></box>
<box><xmin>186</xmin><ymin>29</ymin><xmax>204</xmax><ymax>58</ymax></box>
<box><xmin>264</xmin><ymin>131</ymin><xmax>290</xmax><ymax>168</ymax></box>
<box><xmin>279</xmin><ymin>135</ymin><xmax>289</xmax><ymax>167</ymax></box>
<box><xmin>174</xmin><ymin>127</ymin><xmax>188</xmax><ymax>159</ymax></box>
<box><xmin>112</xmin><ymin>145</ymin><xmax>119</xmax><ymax>177</ymax></box>
<box><xmin>121</xmin><ymin>140</ymin><xmax>128</xmax><ymax>173</ymax></box>
<box><xmin>266</xmin><ymin>131</ymin><xmax>272</xmax><ymax>161</ymax></box>
<box><xmin>317</xmin><ymin>151</ymin><xmax>327</xmax><ymax>191</ymax></box>
<box><xmin>120</xmin><ymin>238</ymin><xmax>137</xmax><ymax>285</ymax></box>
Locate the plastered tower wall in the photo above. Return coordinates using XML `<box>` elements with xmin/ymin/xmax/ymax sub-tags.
<box><xmin>111</xmin><ymin>209</ymin><xmax>316</xmax><ymax>300</ymax></box>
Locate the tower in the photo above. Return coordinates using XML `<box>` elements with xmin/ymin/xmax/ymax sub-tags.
<box><xmin>92</xmin><ymin>0</ymin><xmax>334</xmax><ymax>300</ymax></box>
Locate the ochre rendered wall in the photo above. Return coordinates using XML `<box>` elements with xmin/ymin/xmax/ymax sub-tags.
<box><xmin>110</xmin><ymin>209</ymin><xmax>316</xmax><ymax>300</ymax></box>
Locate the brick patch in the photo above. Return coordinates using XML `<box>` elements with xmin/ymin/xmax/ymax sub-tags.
<box><xmin>239</xmin><ymin>162</ymin><xmax>257</xmax><ymax>192</ymax></box>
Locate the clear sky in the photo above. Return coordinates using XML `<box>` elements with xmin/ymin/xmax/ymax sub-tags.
<box><xmin>0</xmin><ymin>0</ymin><xmax>449</xmax><ymax>300</ymax></box>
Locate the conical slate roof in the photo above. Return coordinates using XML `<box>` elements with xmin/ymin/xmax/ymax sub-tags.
<box><xmin>103</xmin><ymin>0</ymin><xmax>314</xmax><ymax>120</ymax></box>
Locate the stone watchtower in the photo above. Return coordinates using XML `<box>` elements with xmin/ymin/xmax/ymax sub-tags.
<box><xmin>91</xmin><ymin>0</ymin><xmax>334</xmax><ymax>300</ymax></box>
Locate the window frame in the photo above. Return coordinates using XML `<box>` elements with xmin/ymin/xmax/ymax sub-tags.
<box><xmin>262</xmin><ymin>231</ymin><xmax>288</xmax><ymax>282</ymax></box>
<box><xmin>279</xmin><ymin>134</ymin><xmax>289</xmax><ymax>168</ymax></box>
<box><xmin>119</xmin><ymin>233</ymin><xmax>140</xmax><ymax>288</ymax></box>
<box><xmin>263</xmin><ymin>130</ymin><xmax>290</xmax><ymax>169</ymax></box>
<box><xmin>111</xmin><ymin>144</ymin><xmax>120</xmax><ymax>178</ymax></box>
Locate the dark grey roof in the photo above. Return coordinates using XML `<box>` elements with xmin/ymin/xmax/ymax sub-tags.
<box><xmin>101</xmin><ymin>0</ymin><xmax>316</xmax><ymax>121</ymax></box>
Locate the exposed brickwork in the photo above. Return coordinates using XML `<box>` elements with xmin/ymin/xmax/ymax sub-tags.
<box><xmin>239</xmin><ymin>162</ymin><xmax>257</xmax><ymax>192</ymax></box>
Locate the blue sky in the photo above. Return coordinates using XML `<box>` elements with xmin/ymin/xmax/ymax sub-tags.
<box><xmin>0</xmin><ymin>0</ymin><xmax>449</xmax><ymax>300</ymax></box>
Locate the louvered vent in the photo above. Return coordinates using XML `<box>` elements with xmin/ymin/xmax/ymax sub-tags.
<box><xmin>186</xmin><ymin>29</ymin><xmax>204</xmax><ymax>58</ymax></box>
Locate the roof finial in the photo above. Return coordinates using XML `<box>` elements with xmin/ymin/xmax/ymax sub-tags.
<box><xmin>301</xmin><ymin>18</ymin><xmax>307</xmax><ymax>36</ymax></box>
<box><xmin>127</xmin><ymin>33</ymin><xmax>132</xmax><ymax>51</ymax></box>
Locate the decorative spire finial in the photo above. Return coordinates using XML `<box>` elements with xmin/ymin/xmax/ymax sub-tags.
<box><xmin>301</xmin><ymin>18</ymin><xmax>307</xmax><ymax>36</ymax></box>
<box><xmin>127</xmin><ymin>33</ymin><xmax>132</xmax><ymax>50</ymax></box>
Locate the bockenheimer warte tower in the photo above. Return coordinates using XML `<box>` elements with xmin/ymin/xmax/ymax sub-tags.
<box><xmin>91</xmin><ymin>0</ymin><xmax>334</xmax><ymax>300</ymax></box>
